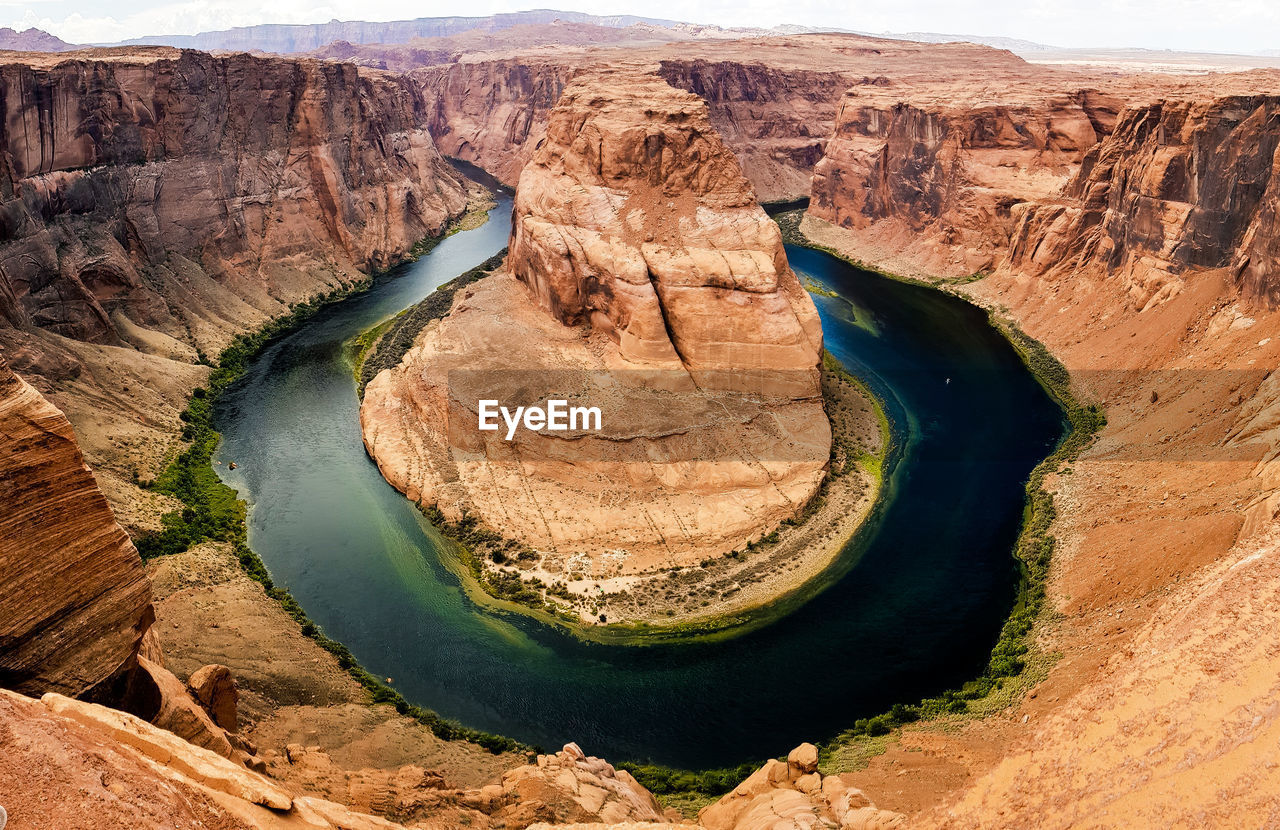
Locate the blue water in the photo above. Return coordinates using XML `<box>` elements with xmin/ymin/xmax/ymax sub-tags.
<box><xmin>214</xmin><ymin>198</ymin><xmax>1065</xmax><ymax>768</ymax></box>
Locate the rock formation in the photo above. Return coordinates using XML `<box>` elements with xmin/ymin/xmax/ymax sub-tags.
<box><xmin>1004</xmin><ymin>95</ymin><xmax>1280</xmax><ymax>308</ymax></box>
<box><xmin>505</xmin><ymin>70</ymin><xmax>823</xmax><ymax>390</ymax></box>
<box><xmin>700</xmin><ymin>744</ymin><xmax>904</xmax><ymax>830</ymax></box>
<box><xmin>0</xmin><ymin>48</ymin><xmax>467</xmax><ymax>356</ymax></box>
<box><xmin>809</xmin><ymin>84</ymin><xmax>1121</xmax><ymax>277</ymax></box>
<box><xmin>362</xmin><ymin>70</ymin><xmax>831</xmax><ymax>610</ymax></box>
<box><xmin>1</xmin><ymin>688</ymin><xmax>422</xmax><ymax>829</ymax></box>
<box><xmin>0</xmin><ymin>355</ymin><xmax>153</xmax><ymax>697</ymax></box>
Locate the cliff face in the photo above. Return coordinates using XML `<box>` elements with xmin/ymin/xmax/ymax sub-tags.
<box><xmin>419</xmin><ymin>51</ymin><xmax>857</xmax><ymax>202</ymax></box>
<box><xmin>507</xmin><ymin>70</ymin><xmax>823</xmax><ymax>387</ymax></box>
<box><xmin>657</xmin><ymin>59</ymin><xmax>852</xmax><ymax>202</ymax></box>
<box><xmin>0</xmin><ymin>356</ymin><xmax>152</xmax><ymax>697</ymax></box>
<box><xmin>418</xmin><ymin>58</ymin><xmax>580</xmax><ymax>186</ymax></box>
<box><xmin>809</xmin><ymin>88</ymin><xmax>1120</xmax><ymax>276</ymax></box>
<box><xmin>363</xmin><ymin>71</ymin><xmax>834</xmax><ymax>619</ymax></box>
<box><xmin>1005</xmin><ymin>95</ymin><xmax>1280</xmax><ymax>309</ymax></box>
<box><xmin>0</xmin><ymin>48</ymin><xmax>467</xmax><ymax>353</ymax></box>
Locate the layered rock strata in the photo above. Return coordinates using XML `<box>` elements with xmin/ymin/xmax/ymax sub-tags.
<box><xmin>0</xmin><ymin>356</ymin><xmax>153</xmax><ymax>697</ymax></box>
<box><xmin>362</xmin><ymin>70</ymin><xmax>832</xmax><ymax>613</ymax></box>
<box><xmin>0</xmin><ymin>47</ymin><xmax>468</xmax><ymax>526</ymax></box>
<box><xmin>809</xmin><ymin>87</ymin><xmax>1121</xmax><ymax>277</ymax></box>
<box><xmin>0</xmin><ymin>48</ymin><xmax>467</xmax><ymax>354</ymax></box>
<box><xmin>1004</xmin><ymin>95</ymin><xmax>1280</xmax><ymax>308</ymax></box>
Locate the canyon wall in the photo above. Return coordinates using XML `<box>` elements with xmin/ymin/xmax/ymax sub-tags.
<box><xmin>1005</xmin><ymin>95</ymin><xmax>1280</xmax><ymax>309</ymax></box>
<box><xmin>656</xmin><ymin>59</ymin><xmax>853</xmax><ymax>202</ymax></box>
<box><xmin>418</xmin><ymin>50</ymin><xmax>855</xmax><ymax>202</ymax></box>
<box><xmin>418</xmin><ymin>58</ymin><xmax>580</xmax><ymax>185</ymax></box>
<box><xmin>809</xmin><ymin>86</ymin><xmax>1121</xmax><ymax>277</ymax></box>
<box><xmin>798</xmin><ymin>72</ymin><xmax>1280</xmax><ymax>824</ymax></box>
<box><xmin>418</xmin><ymin>36</ymin><xmax>1078</xmax><ymax>207</ymax></box>
<box><xmin>0</xmin><ymin>48</ymin><xmax>469</xmax><ymax>522</ymax></box>
<box><xmin>0</xmin><ymin>48</ymin><xmax>467</xmax><ymax>360</ymax></box>
<box><xmin>0</xmin><ymin>356</ymin><xmax>152</xmax><ymax>697</ymax></box>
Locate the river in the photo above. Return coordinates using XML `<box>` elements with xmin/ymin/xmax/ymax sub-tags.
<box><xmin>213</xmin><ymin>193</ymin><xmax>1064</xmax><ymax>769</ymax></box>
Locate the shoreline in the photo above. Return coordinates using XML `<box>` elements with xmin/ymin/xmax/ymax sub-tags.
<box><xmin>776</xmin><ymin>213</ymin><xmax>1107</xmax><ymax>774</ymax></box>
<box><xmin>132</xmin><ymin>187</ymin><xmax>531</xmax><ymax>757</ymax></box>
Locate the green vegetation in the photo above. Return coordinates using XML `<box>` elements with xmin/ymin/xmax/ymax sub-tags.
<box><xmin>620</xmin><ymin>760</ymin><xmax>762</xmax><ymax>800</ymax></box>
<box><xmin>355</xmin><ymin>249</ymin><xmax>508</xmax><ymax>394</ymax></box>
<box><xmin>134</xmin><ymin>233</ymin><xmax>530</xmax><ymax>757</ymax></box>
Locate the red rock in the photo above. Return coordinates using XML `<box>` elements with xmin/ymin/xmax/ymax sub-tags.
<box><xmin>0</xmin><ymin>356</ymin><xmax>153</xmax><ymax>698</ymax></box>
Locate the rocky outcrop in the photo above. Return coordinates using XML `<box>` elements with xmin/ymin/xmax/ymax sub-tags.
<box><xmin>363</xmin><ymin>71</ymin><xmax>830</xmax><ymax>607</ymax></box>
<box><xmin>0</xmin><ymin>48</ymin><xmax>467</xmax><ymax>357</ymax></box>
<box><xmin>188</xmin><ymin>663</ymin><xmax>240</xmax><ymax>731</ymax></box>
<box><xmin>810</xmin><ymin>85</ymin><xmax>1120</xmax><ymax>277</ymax></box>
<box><xmin>1</xmin><ymin>688</ymin><xmax>427</xmax><ymax>829</ymax></box>
<box><xmin>0</xmin><ymin>355</ymin><xmax>153</xmax><ymax>697</ymax></box>
<box><xmin>507</xmin><ymin>70</ymin><xmax>823</xmax><ymax>388</ymax></box>
<box><xmin>495</xmin><ymin>743</ymin><xmax>671</xmax><ymax>826</ymax></box>
<box><xmin>699</xmin><ymin>744</ymin><xmax>905</xmax><ymax>830</ymax></box>
<box><xmin>1004</xmin><ymin>95</ymin><xmax>1280</xmax><ymax>309</ymax></box>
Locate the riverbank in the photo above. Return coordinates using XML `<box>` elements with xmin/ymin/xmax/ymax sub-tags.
<box><xmin>779</xmin><ymin>212</ymin><xmax>1107</xmax><ymax>786</ymax></box>
<box><xmin>129</xmin><ymin>188</ymin><xmax>533</xmax><ymax>775</ymax></box>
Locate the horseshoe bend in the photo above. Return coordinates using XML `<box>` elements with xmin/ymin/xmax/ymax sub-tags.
<box><xmin>359</xmin><ymin>70</ymin><xmax>883</xmax><ymax>630</ymax></box>
<box><xmin>5</xmin><ymin>9</ymin><xmax>1280</xmax><ymax>830</ymax></box>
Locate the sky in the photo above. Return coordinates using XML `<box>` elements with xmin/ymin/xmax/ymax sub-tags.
<box><xmin>5</xmin><ymin>0</ymin><xmax>1279</xmax><ymax>54</ymax></box>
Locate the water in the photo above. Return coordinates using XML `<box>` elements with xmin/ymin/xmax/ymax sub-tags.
<box><xmin>214</xmin><ymin>197</ymin><xmax>1065</xmax><ymax>769</ymax></box>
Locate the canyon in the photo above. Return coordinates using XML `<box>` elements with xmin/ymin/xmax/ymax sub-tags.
<box><xmin>3</xmin><ymin>18</ymin><xmax>1280</xmax><ymax>830</ymax></box>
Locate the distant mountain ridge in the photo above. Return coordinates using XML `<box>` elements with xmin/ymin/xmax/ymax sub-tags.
<box><xmin>0</xmin><ymin>27</ymin><xmax>75</xmax><ymax>51</ymax></box>
<box><xmin>103</xmin><ymin>9</ymin><xmax>687</xmax><ymax>51</ymax></box>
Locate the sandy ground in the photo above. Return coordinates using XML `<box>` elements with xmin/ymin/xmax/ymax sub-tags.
<box><xmin>146</xmin><ymin>542</ymin><xmax>521</xmax><ymax>792</ymax></box>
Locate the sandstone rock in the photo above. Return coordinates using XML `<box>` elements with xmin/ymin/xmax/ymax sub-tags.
<box><xmin>419</xmin><ymin>57</ymin><xmax>580</xmax><ymax>185</ymax></box>
<box><xmin>40</xmin><ymin>691</ymin><xmax>292</xmax><ymax>810</ymax></box>
<box><xmin>787</xmin><ymin>742</ymin><xmax>819</xmax><ymax>774</ymax></box>
<box><xmin>0</xmin><ymin>48</ymin><xmax>467</xmax><ymax>370</ymax></box>
<box><xmin>119</xmin><ymin>655</ymin><xmax>248</xmax><ymax>762</ymax></box>
<box><xmin>508</xmin><ymin>69</ymin><xmax>823</xmax><ymax>390</ymax></box>
<box><xmin>1</xmin><ymin>687</ymin><xmax>448</xmax><ymax>828</ymax></box>
<box><xmin>188</xmin><ymin>663</ymin><xmax>240</xmax><ymax>731</ymax></box>
<box><xmin>809</xmin><ymin>83</ymin><xmax>1120</xmax><ymax>279</ymax></box>
<box><xmin>1005</xmin><ymin>96</ymin><xmax>1280</xmax><ymax>309</ymax></box>
<box><xmin>492</xmin><ymin>744</ymin><xmax>668</xmax><ymax>827</ymax></box>
<box><xmin>0</xmin><ymin>356</ymin><xmax>153</xmax><ymax>697</ymax></box>
<box><xmin>362</xmin><ymin>69</ymin><xmax>829</xmax><ymax>585</ymax></box>
<box><xmin>700</xmin><ymin>746</ymin><xmax>904</xmax><ymax>830</ymax></box>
